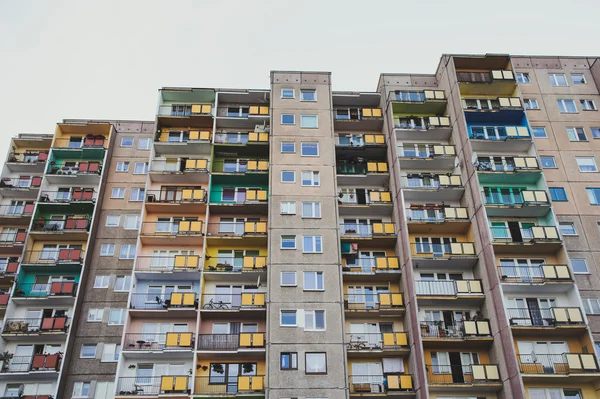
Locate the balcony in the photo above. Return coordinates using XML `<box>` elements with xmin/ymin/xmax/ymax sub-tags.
<box><xmin>0</xmin><ymin>204</ymin><xmax>35</xmax><ymax>225</ymax></box>
<box><xmin>420</xmin><ymin>320</ymin><xmax>492</xmax><ymax>348</ymax></box>
<box><xmin>345</xmin><ymin>332</ymin><xmax>409</xmax><ymax>356</ymax></box>
<box><xmin>415</xmin><ymin>280</ymin><xmax>484</xmax><ymax>305</ymax></box>
<box><xmin>135</xmin><ymin>255</ymin><xmax>201</xmax><ymax>278</ymax></box>
<box><xmin>518</xmin><ymin>353</ymin><xmax>600</xmax><ymax>381</ymax></box>
<box><xmin>209</xmin><ymin>189</ymin><xmax>268</xmax><ymax>215</ymax></box>
<box><xmin>0</xmin><ymin>259</ymin><xmax>18</xmax><ymax>278</ymax></box>
<box><xmin>193</xmin><ymin>375</ymin><xmax>265</xmax><ymax>396</ymax></box>
<box><xmin>6</xmin><ymin>151</ymin><xmax>48</xmax><ymax>173</ymax></box>
<box><xmin>343</xmin><ymin>293</ymin><xmax>404</xmax><ymax>317</ymax></box>
<box><xmin>201</xmin><ymin>293</ymin><xmax>266</xmax><ymax>312</ymax></box>
<box><xmin>342</xmin><ymin>257</ymin><xmax>400</xmax><ymax>282</ymax></box>
<box><xmin>476</xmin><ymin>158</ymin><xmax>541</xmax><ymax>185</ymax></box>
<box><xmin>206</xmin><ymin>222</ymin><xmax>267</xmax><ymax>245</ymax></box>
<box><xmin>204</xmin><ymin>257</ymin><xmax>267</xmax><ymax>282</ymax></box>
<box><xmin>154</xmin><ymin>128</ymin><xmax>213</xmax><ymax>156</ymax></box>
<box><xmin>51</xmin><ymin>136</ymin><xmax>107</xmax><ymax>158</ymax></box>
<box><xmin>123</xmin><ymin>333</ymin><xmax>195</xmax><ymax>355</ymax></box>
<box><xmin>13</xmin><ymin>281</ymin><xmax>77</xmax><ymax>305</ymax></box>
<box><xmin>457</xmin><ymin>69</ymin><xmax>515</xmax><ymax>95</ymax></box>
<box><xmin>409</xmin><ymin>242</ymin><xmax>477</xmax><ymax>269</ymax></box>
<box><xmin>0</xmin><ymin>230</ymin><xmax>27</xmax><ymax>253</ymax></box>
<box><xmin>21</xmin><ymin>249</ymin><xmax>84</xmax><ymax>271</ymax></box>
<box><xmin>31</xmin><ymin>217</ymin><xmax>90</xmax><ymax>240</ymax></box>
<box><xmin>149</xmin><ymin>159</ymin><xmax>210</xmax><ymax>183</ymax></box>
<box><xmin>483</xmin><ymin>190</ymin><xmax>551</xmax><ymax>217</ymax></box>
<box><xmin>0</xmin><ymin>177</ymin><xmax>41</xmax><ymax>198</ymax></box>
<box><xmin>2</xmin><ymin>317</ymin><xmax>69</xmax><ymax>337</ymax></box>
<box><xmin>394</xmin><ymin>117</ymin><xmax>452</xmax><ymax>141</ymax></box>
<box><xmin>334</xmin><ymin>107</ymin><xmax>384</xmax><ymax>131</ymax></box>
<box><xmin>507</xmin><ymin>307</ymin><xmax>586</xmax><ymax>335</ymax></box>
<box><xmin>391</xmin><ymin>90</ymin><xmax>447</xmax><ymax>114</ymax></box>
<box><xmin>0</xmin><ymin>290</ymin><xmax>10</xmax><ymax>309</ymax></box>
<box><xmin>139</xmin><ymin>221</ymin><xmax>204</xmax><ymax>245</ymax></box>
<box><xmin>129</xmin><ymin>292</ymin><xmax>198</xmax><ymax>316</ymax></box>
<box><xmin>336</xmin><ymin>161</ymin><xmax>389</xmax><ymax>186</ymax></box>
<box><xmin>197</xmin><ymin>332</ymin><xmax>265</xmax><ymax>354</ymax></box>
<box><xmin>398</xmin><ymin>145</ymin><xmax>456</xmax><ymax>170</ymax></box>
<box><xmin>216</xmin><ymin>105</ymin><xmax>269</xmax><ymax>129</ymax></box>
<box><xmin>401</xmin><ymin>174</ymin><xmax>464</xmax><ymax>201</ymax></box>
<box><xmin>0</xmin><ymin>353</ymin><xmax>62</xmax><ymax>374</ymax></box>
<box><xmin>212</xmin><ymin>159</ymin><xmax>269</xmax><ymax>176</ymax></box>
<box><xmin>498</xmin><ymin>264</ymin><xmax>573</xmax><ymax>287</ymax></box>
<box><xmin>339</xmin><ymin>223</ymin><xmax>397</xmax><ymax>246</ymax></box>
<box><xmin>406</xmin><ymin>207</ymin><xmax>470</xmax><ymax>234</ymax></box>
<box><xmin>117</xmin><ymin>376</ymin><xmax>191</xmax><ymax>397</ymax></box>
<box><xmin>426</xmin><ymin>364</ymin><xmax>501</xmax><ymax>390</ymax></box>
<box><xmin>338</xmin><ymin>190</ymin><xmax>393</xmax><ymax>217</ymax></box>
<box><xmin>464</xmin><ymin>97</ymin><xmax>523</xmax><ymax>113</ymax></box>
<box><xmin>469</xmin><ymin>126</ymin><xmax>531</xmax><ymax>151</ymax></box>
<box><xmin>145</xmin><ymin>188</ymin><xmax>206</xmax><ymax>213</ymax></box>
<box><xmin>39</xmin><ymin>189</ymin><xmax>97</xmax><ymax>204</ymax></box>
<box><xmin>349</xmin><ymin>374</ymin><xmax>414</xmax><ymax>396</ymax></box>
<box><xmin>214</xmin><ymin>131</ymin><xmax>269</xmax><ymax>146</ymax></box>
<box><xmin>46</xmin><ymin>161</ymin><xmax>102</xmax><ymax>184</ymax></box>
<box><xmin>157</xmin><ymin>102</ymin><xmax>213</xmax><ymax>120</ymax></box>
<box><xmin>490</xmin><ymin>226</ymin><xmax>562</xmax><ymax>253</ymax></box>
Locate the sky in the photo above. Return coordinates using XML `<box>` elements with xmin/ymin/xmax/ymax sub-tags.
<box><xmin>0</xmin><ymin>0</ymin><xmax>599</xmax><ymax>156</ymax></box>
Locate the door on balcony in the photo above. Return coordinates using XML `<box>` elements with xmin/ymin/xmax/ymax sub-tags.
<box><xmin>219</xmin><ymin>218</ymin><xmax>245</xmax><ymax>236</ymax></box>
<box><xmin>448</xmin><ymin>353</ymin><xmax>464</xmax><ymax>383</ymax></box>
<box><xmin>520</xmin><ymin>222</ymin><xmax>535</xmax><ymax>240</ymax></box>
<box><xmin>351</xmin><ymin>363</ymin><xmax>383</xmax><ymax>392</ymax></box>
<box><xmin>356</xmin><ymin>251</ymin><xmax>386</xmax><ymax>273</ymax></box>
<box><xmin>344</xmin><ymin>219</ymin><xmax>370</xmax><ymax>237</ymax></box>
<box><xmin>509</xmin><ymin>298</ymin><xmax>556</xmax><ymax>326</ymax></box>
<box><xmin>349</xmin><ymin>323</ymin><xmax>380</xmax><ymax>348</ymax></box>
<box><xmin>10</xmin><ymin>345</ymin><xmax>33</xmax><ymax>372</ymax></box>
<box><xmin>500</xmin><ymin>258</ymin><xmax>545</xmax><ymax>282</ymax></box>
<box><xmin>518</xmin><ymin>341</ymin><xmax>568</xmax><ymax>373</ymax></box>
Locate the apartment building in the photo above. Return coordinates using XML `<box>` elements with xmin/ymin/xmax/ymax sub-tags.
<box><xmin>0</xmin><ymin>54</ymin><xmax>599</xmax><ymax>399</ymax></box>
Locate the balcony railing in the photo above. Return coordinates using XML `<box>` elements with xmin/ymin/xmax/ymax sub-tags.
<box><xmin>40</xmin><ymin>189</ymin><xmax>96</xmax><ymax>203</ymax></box>
<box><xmin>406</xmin><ymin>207</ymin><xmax>468</xmax><ymax>222</ymax></box>
<box><xmin>22</xmin><ymin>249</ymin><xmax>84</xmax><ymax>265</ymax></box>
<box><xmin>129</xmin><ymin>292</ymin><xmax>198</xmax><ymax>310</ymax></box>
<box><xmin>518</xmin><ymin>353</ymin><xmax>599</xmax><ymax>374</ymax></box>
<box><xmin>507</xmin><ymin>307</ymin><xmax>584</xmax><ymax>326</ymax></box>
<box><xmin>194</xmin><ymin>376</ymin><xmax>265</xmax><ymax>395</ymax></box>
<box><xmin>201</xmin><ymin>293</ymin><xmax>266</xmax><ymax>310</ymax></box>
<box><xmin>212</xmin><ymin>159</ymin><xmax>269</xmax><ymax>173</ymax></box>
<box><xmin>345</xmin><ymin>332</ymin><xmax>408</xmax><ymax>350</ymax></box>
<box><xmin>52</xmin><ymin>136</ymin><xmax>106</xmax><ymax>149</ymax></box>
<box><xmin>0</xmin><ymin>353</ymin><xmax>62</xmax><ymax>373</ymax></box>
<box><xmin>123</xmin><ymin>333</ymin><xmax>195</xmax><ymax>351</ymax></box>
<box><xmin>214</xmin><ymin>131</ymin><xmax>269</xmax><ymax>145</ymax></box>
<box><xmin>31</xmin><ymin>218</ymin><xmax>90</xmax><ymax>232</ymax></box>
<box><xmin>0</xmin><ymin>230</ymin><xmax>27</xmax><ymax>245</ymax></box>
<box><xmin>145</xmin><ymin>188</ymin><xmax>206</xmax><ymax>204</ymax></box>
<box><xmin>399</xmin><ymin>145</ymin><xmax>455</xmax><ymax>158</ymax></box>
<box><xmin>415</xmin><ymin>279</ymin><xmax>483</xmax><ymax>296</ymax></box>
<box><xmin>0</xmin><ymin>259</ymin><xmax>18</xmax><ymax>275</ymax></box>
<box><xmin>0</xmin><ymin>204</ymin><xmax>35</xmax><ymax>217</ymax></box>
<box><xmin>47</xmin><ymin>162</ymin><xmax>102</xmax><ymax>175</ymax></box>
<box><xmin>205</xmin><ymin>256</ymin><xmax>267</xmax><ymax>272</ymax></box>
<box><xmin>218</xmin><ymin>105</ymin><xmax>269</xmax><ymax>118</ymax></box>
<box><xmin>403</xmin><ymin>174</ymin><xmax>463</xmax><ymax>189</ymax></box>
<box><xmin>206</xmin><ymin>222</ymin><xmax>267</xmax><ymax>237</ymax></box>
<box><xmin>135</xmin><ymin>255</ymin><xmax>200</xmax><ymax>272</ymax></box>
<box><xmin>156</xmin><ymin>129</ymin><xmax>212</xmax><ymax>143</ymax></box>
<box><xmin>336</xmin><ymin>161</ymin><xmax>389</xmax><ymax>175</ymax></box>
<box><xmin>483</xmin><ymin>190</ymin><xmax>549</xmax><ymax>206</ymax></box>
<box><xmin>349</xmin><ymin>374</ymin><xmax>413</xmax><ymax>393</ymax></box>
<box><xmin>490</xmin><ymin>226</ymin><xmax>560</xmax><ymax>243</ymax></box>
<box><xmin>0</xmin><ymin>177</ymin><xmax>42</xmax><ymax>188</ymax></box>
<box><xmin>470</xmin><ymin>126</ymin><xmax>530</xmax><ymax>140</ymax></box>
<box><xmin>498</xmin><ymin>264</ymin><xmax>571</xmax><ymax>283</ymax></box>
<box><xmin>338</xmin><ymin>191</ymin><xmax>392</xmax><ymax>205</ymax></box>
<box><xmin>458</xmin><ymin>70</ymin><xmax>514</xmax><ymax>83</ymax></box>
<box><xmin>475</xmin><ymin>158</ymin><xmax>539</xmax><ymax>172</ymax></box>
<box><xmin>344</xmin><ymin>293</ymin><xmax>404</xmax><ymax>310</ymax></box>
<box><xmin>339</xmin><ymin>223</ymin><xmax>396</xmax><ymax>237</ymax></box>
<box><xmin>343</xmin><ymin>256</ymin><xmax>399</xmax><ymax>273</ymax></box>
<box><xmin>210</xmin><ymin>189</ymin><xmax>268</xmax><ymax>204</ymax></box>
<box><xmin>410</xmin><ymin>242</ymin><xmax>476</xmax><ymax>258</ymax></box>
<box><xmin>117</xmin><ymin>376</ymin><xmax>190</xmax><ymax>396</ymax></box>
<box><xmin>334</xmin><ymin>108</ymin><xmax>382</xmax><ymax>120</ymax></box>
<box><xmin>336</xmin><ymin>134</ymin><xmax>386</xmax><ymax>147</ymax></box>
<box><xmin>140</xmin><ymin>221</ymin><xmax>204</xmax><ymax>236</ymax></box>
<box><xmin>158</xmin><ymin>103</ymin><xmax>213</xmax><ymax>117</ymax></box>
<box><xmin>150</xmin><ymin>159</ymin><xmax>209</xmax><ymax>173</ymax></box>
<box><xmin>14</xmin><ymin>282</ymin><xmax>77</xmax><ymax>298</ymax></box>
<box><xmin>3</xmin><ymin>317</ymin><xmax>69</xmax><ymax>334</ymax></box>
<box><xmin>420</xmin><ymin>320</ymin><xmax>491</xmax><ymax>338</ymax></box>
<box><xmin>7</xmin><ymin>152</ymin><xmax>49</xmax><ymax>163</ymax></box>
<box><xmin>426</xmin><ymin>364</ymin><xmax>500</xmax><ymax>384</ymax></box>
<box><xmin>197</xmin><ymin>332</ymin><xmax>265</xmax><ymax>350</ymax></box>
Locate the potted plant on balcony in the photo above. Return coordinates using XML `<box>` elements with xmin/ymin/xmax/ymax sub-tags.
<box><xmin>211</xmin><ymin>364</ymin><xmax>224</xmax><ymax>374</ymax></box>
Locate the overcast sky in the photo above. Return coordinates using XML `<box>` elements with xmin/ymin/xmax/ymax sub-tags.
<box><xmin>1</xmin><ymin>0</ymin><xmax>598</xmax><ymax>156</ymax></box>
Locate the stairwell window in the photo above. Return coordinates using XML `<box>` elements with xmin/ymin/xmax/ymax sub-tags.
<box><xmin>303</xmin><ymin>236</ymin><xmax>322</xmax><ymax>253</ymax></box>
<box><xmin>549</xmin><ymin>73</ymin><xmax>568</xmax><ymax>86</ymax></box>
<box><xmin>559</xmin><ymin>222</ymin><xmax>577</xmax><ymax>236</ymax></box>
<box><xmin>571</xmin><ymin>259</ymin><xmax>589</xmax><ymax>274</ymax></box>
<box><xmin>558</xmin><ymin>99</ymin><xmax>577</xmax><ymax>113</ymax></box>
<box><xmin>567</xmin><ymin>127</ymin><xmax>587</xmax><ymax>141</ymax></box>
<box><xmin>580</xmin><ymin>99</ymin><xmax>597</xmax><ymax>111</ymax></box>
<box><xmin>582</xmin><ymin>298</ymin><xmax>600</xmax><ymax>314</ymax></box>
<box><xmin>576</xmin><ymin>157</ymin><xmax>598</xmax><ymax>172</ymax></box>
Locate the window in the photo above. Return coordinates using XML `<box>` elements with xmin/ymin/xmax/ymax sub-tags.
<box><xmin>302</xmin><ymin>202</ymin><xmax>321</xmax><ymax>218</ymax></box>
<box><xmin>100</xmin><ymin>244</ymin><xmax>115</xmax><ymax>256</ymax></box>
<box><xmin>558</xmin><ymin>99</ymin><xmax>577</xmax><ymax>113</ymax></box>
<box><xmin>571</xmin><ymin>259</ymin><xmax>589</xmax><ymax>274</ymax></box>
<box><xmin>571</xmin><ymin>74</ymin><xmax>587</xmax><ymax>84</ymax></box>
<box><xmin>114</xmin><ymin>275</ymin><xmax>131</xmax><ymax>291</ymax></box>
<box><xmin>105</xmin><ymin>215</ymin><xmax>120</xmax><ymax>227</ymax></box>
<box><xmin>80</xmin><ymin>344</ymin><xmax>97</xmax><ymax>358</ymax></box>
<box><xmin>305</xmin><ymin>310</ymin><xmax>325</xmax><ymax>330</ymax></box>
<box><xmin>281</xmin><ymin>310</ymin><xmax>297</xmax><ymax>326</ymax></box>
<box><xmin>516</xmin><ymin>72</ymin><xmax>530</xmax><ymax>83</ymax></box>
<box><xmin>582</xmin><ymin>298</ymin><xmax>600</xmax><ymax>314</ymax></box>
<box><xmin>577</xmin><ymin>157</ymin><xmax>598</xmax><ymax>172</ymax></box>
<box><xmin>559</xmin><ymin>222</ymin><xmax>577</xmax><ymax>235</ymax></box>
<box><xmin>567</xmin><ymin>127</ymin><xmax>587</xmax><ymax>141</ymax></box>
<box><xmin>108</xmin><ymin>309</ymin><xmax>126</xmax><ymax>325</ymax></box>
<box><xmin>281</xmin><ymin>114</ymin><xmax>295</xmax><ymax>125</ymax></box>
<box><xmin>549</xmin><ymin>73</ymin><xmax>568</xmax><ymax>86</ymax></box>
<box><xmin>592</xmin><ymin>127</ymin><xmax>600</xmax><ymax>139</ymax></box>
<box><xmin>549</xmin><ymin>187</ymin><xmax>568</xmax><ymax>202</ymax></box>
<box><xmin>305</xmin><ymin>352</ymin><xmax>327</xmax><ymax>374</ymax></box>
<box><xmin>101</xmin><ymin>344</ymin><xmax>120</xmax><ymax>362</ymax></box>
<box><xmin>281</xmin><ymin>235</ymin><xmax>296</xmax><ymax>249</ymax></box>
<box><xmin>540</xmin><ymin>156</ymin><xmax>557</xmax><ymax>168</ymax></box>
<box><xmin>587</xmin><ymin>188</ymin><xmax>600</xmax><ymax>205</ymax></box>
<box><xmin>88</xmin><ymin>308</ymin><xmax>104</xmax><ymax>322</ymax></box>
<box><xmin>138</xmin><ymin>137</ymin><xmax>151</xmax><ymax>149</ymax></box>
<box><xmin>529</xmin><ymin>389</ymin><xmax>583</xmax><ymax>399</ymax></box>
<box><xmin>304</xmin><ymin>272</ymin><xmax>324</xmax><ymax>290</ymax></box>
<box><xmin>281</xmin><ymin>142</ymin><xmax>295</xmax><ymax>153</ymax></box>
<box><xmin>524</xmin><ymin>99</ymin><xmax>540</xmax><ymax>110</ymax></box>
<box><xmin>120</xmin><ymin>137</ymin><xmax>134</xmax><ymax>147</ymax></box>
<box><xmin>281</xmin><ymin>272</ymin><xmax>297</xmax><ymax>286</ymax></box>
<box><xmin>300</xmin><ymin>115</ymin><xmax>318</xmax><ymax>128</ymax></box>
<box><xmin>281</xmin><ymin>89</ymin><xmax>295</xmax><ymax>99</ymax></box>
<box><xmin>281</xmin><ymin>171</ymin><xmax>296</xmax><ymax>183</ymax></box>
<box><xmin>111</xmin><ymin>188</ymin><xmax>125</xmax><ymax>199</ymax></box>
<box><xmin>73</xmin><ymin>382</ymin><xmax>91</xmax><ymax>398</ymax></box>
<box><xmin>133</xmin><ymin>162</ymin><xmax>148</xmax><ymax>174</ymax></box>
<box><xmin>123</xmin><ymin>215</ymin><xmax>140</xmax><ymax>230</ymax></box>
<box><xmin>301</xmin><ymin>171</ymin><xmax>320</xmax><ymax>186</ymax></box>
<box><xmin>129</xmin><ymin>188</ymin><xmax>145</xmax><ymax>201</ymax></box>
<box><xmin>303</xmin><ymin>236</ymin><xmax>322</xmax><ymax>253</ymax></box>
<box><xmin>280</xmin><ymin>201</ymin><xmax>296</xmax><ymax>215</ymax></box>
<box><xmin>580</xmin><ymin>99</ymin><xmax>597</xmax><ymax>111</ymax></box>
<box><xmin>532</xmin><ymin>127</ymin><xmax>547</xmax><ymax>138</ymax></box>
<box><xmin>301</xmin><ymin>142</ymin><xmax>319</xmax><ymax>156</ymax></box>
<box><xmin>120</xmin><ymin>244</ymin><xmax>136</xmax><ymax>259</ymax></box>
<box><xmin>115</xmin><ymin>162</ymin><xmax>129</xmax><ymax>172</ymax></box>
<box><xmin>281</xmin><ymin>352</ymin><xmax>298</xmax><ymax>370</ymax></box>
<box><xmin>94</xmin><ymin>275</ymin><xmax>110</xmax><ymax>288</ymax></box>
<box><xmin>300</xmin><ymin>89</ymin><xmax>317</xmax><ymax>102</ymax></box>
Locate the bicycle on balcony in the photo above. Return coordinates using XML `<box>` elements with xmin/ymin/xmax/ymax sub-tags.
<box><xmin>347</xmin><ymin>335</ymin><xmax>368</xmax><ymax>350</ymax></box>
<box><xmin>203</xmin><ymin>298</ymin><xmax>229</xmax><ymax>310</ymax></box>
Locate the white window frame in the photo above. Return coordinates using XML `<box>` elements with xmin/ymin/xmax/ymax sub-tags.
<box><xmin>120</xmin><ymin>137</ymin><xmax>134</xmax><ymax>147</ymax></box>
<box><xmin>133</xmin><ymin>162</ymin><xmax>149</xmax><ymax>175</ymax></box>
<box><xmin>280</xmin><ymin>310</ymin><xmax>297</xmax><ymax>326</ymax></box>
<box><xmin>108</xmin><ymin>309</ymin><xmax>126</xmax><ymax>325</ymax></box>
<box><xmin>540</xmin><ymin>156</ymin><xmax>557</xmax><ymax>168</ymax></box>
<box><xmin>281</xmin><ymin>89</ymin><xmax>295</xmax><ymax>99</ymax></box>
<box><xmin>123</xmin><ymin>215</ymin><xmax>141</xmax><ymax>230</ymax></box>
<box><xmin>571</xmin><ymin>74</ymin><xmax>587</xmax><ymax>84</ymax></box>
<box><xmin>549</xmin><ymin>73</ymin><xmax>568</xmax><ymax>87</ymax></box>
<box><xmin>94</xmin><ymin>275</ymin><xmax>110</xmax><ymax>288</ymax></box>
<box><xmin>280</xmin><ymin>201</ymin><xmax>297</xmax><ymax>215</ymax></box>
<box><xmin>111</xmin><ymin>188</ymin><xmax>125</xmax><ymax>199</ymax></box>
<box><xmin>129</xmin><ymin>188</ymin><xmax>145</xmax><ymax>202</ymax></box>
<box><xmin>72</xmin><ymin>381</ymin><xmax>91</xmax><ymax>398</ymax></box>
<box><xmin>301</xmin><ymin>171</ymin><xmax>320</xmax><ymax>187</ymax></box>
<box><xmin>105</xmin><ymin>215</ymin><xmax>120</xmax><ymax>227</ymax></box>
<box><xmin>114</xmin><ymin>275</ymin><xmax>132</xmax><ymax>292</ymax></box>
<box><xmin>559</xmin><ymin>222</ymin><xmax>577</xmax><ymax>236</ymax></box>
<box><xmin>591</xmin><ymin>127</ymin><xmax>600</xmax><ymax>139</ymax></box>
<box><xmin>80</xmin><ymin>344</ymin><xmax>97</xmax><ymax>359</ymax></box>
<box><xmin>101</xmin><ymin>343</ymin><xmax>120</xmax><ymax>362</ymax></box>
<box><xmin>532</xmin><ymin>127</ymin><xmax>548</xmax><ymax>138</ymax></box>
<box><xmin>516</xmin><ymin>72</ymin><xmax>531</xmax><ymax>83</ymax></box>
<box><xmin>281</xmin><ymin>171</ymin><xmax>296</xmax><ymax>183</ymax></box>
<box><xmin>567</xmin><ymin>127</ymin><xmax>587</xmax><ymax>141</ymax></box>
<box><xmin>302</xmin><ymin>202</ymin><xmax>321</xmax><ymax>218</ymax></box>
<box><xmin>87</xmin><ymin>308</ymin><xmax>104</xmax><ymax>322</ymax></box>
<box><xmin>303</xmin><ymin>271</ymin><xmax>324</xmax><ymax>291</ymax></box>
<box><xmin>303</xmin><ymin>235</ymin><xmax>323</xmax><ymax>253</ymax></box>
<box><xmin>115</xmin><ymin>162</ymin><xmax>129</xmax><ymax>172</ymax></box>
<box><xmin>587</xmin><ymin>188</ymin><xmax>600</xmax><ymax>205</ymax></box>
<box><xmin>524</xmin><ymin>99</ymin><xmax>540</xmax><ymax>110</ymax></box>
<box><xmin>576</xmin><ymin>157</ymin><xmax>598</xmax><ymax>172</ymax></box>
<box><xmin>281</xmin><ymin>271</ymin><xmax>297</xmax><ymax>287</ymax></box>
<box><xmin>138</xmin><ymin>137</ymin><xmax>151</xmax><ymax>149</ymax></box>
<box><xmin>571</xmin><ymin>259</ymin><xmax>590</xmax><ymax>274</ymax></box>
<box><xmin>281</xmin><ymin>114</ymin><xmax>295</xmax><ymax>125</ymax></box>
<box><xmin>300</xmin><ymin>89</ymin><xmax>317</xmax><ymax>102</ymax></box>
<box><xmin>580</xmin><ymin>99</ymin><xmax>597</xmax><ymax>111</ymax></box>
<box><xmin>281</xmin><ymin>235</ymin><xmax>297</xmax><ymax>250</ymax></box>
<box><xmin>300</xmin><ymin>115</ymin><xmax>318</xmax><ymax>128</ymax></box>
<box><xmin>301</xmin><ymin>142</ymin><xmax>319</xmax><ymax>157</ymax></box>
<box><xmin>119</xmin><ymin>244</ymin><xmax>136</xmax><ymax>259</ymax></box>
<box><xmin>558</xmin><ymin>99</ymin><xmax>578</xmax><ymax>113</ymax></box>
<box><xmin>100</xmin><ymin>244</ymin><xmax>115</xmax><ymax>256</ymax></box>
<box><xmin>281</xmin><ymin>142</ymin><xmax>296</xmax><ymax>153</ymax></box>
<box><xmin>304</xmin><ymin>310</ymin><xmax>326</xmax><ymax>331</ymax></box>
<box><xmin>582</xmin><ymin>298</ymin><xmax>600</xmax><ymax>314</ymax></box>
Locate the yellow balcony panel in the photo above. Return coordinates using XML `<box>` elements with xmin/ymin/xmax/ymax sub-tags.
<box><xmin>420</xmin><ymin>320</ymin><xmax>493</xmax><ymax>349</ymax></box>
<box><xmin>349</xmin><ymin>374</ymin><xmax>415</xmax><ymax>397</ymax></box>
<box><xmin>333</xmin><ymin>107</ymin><xmax>384</xmax><ymax>131</ymax></box>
